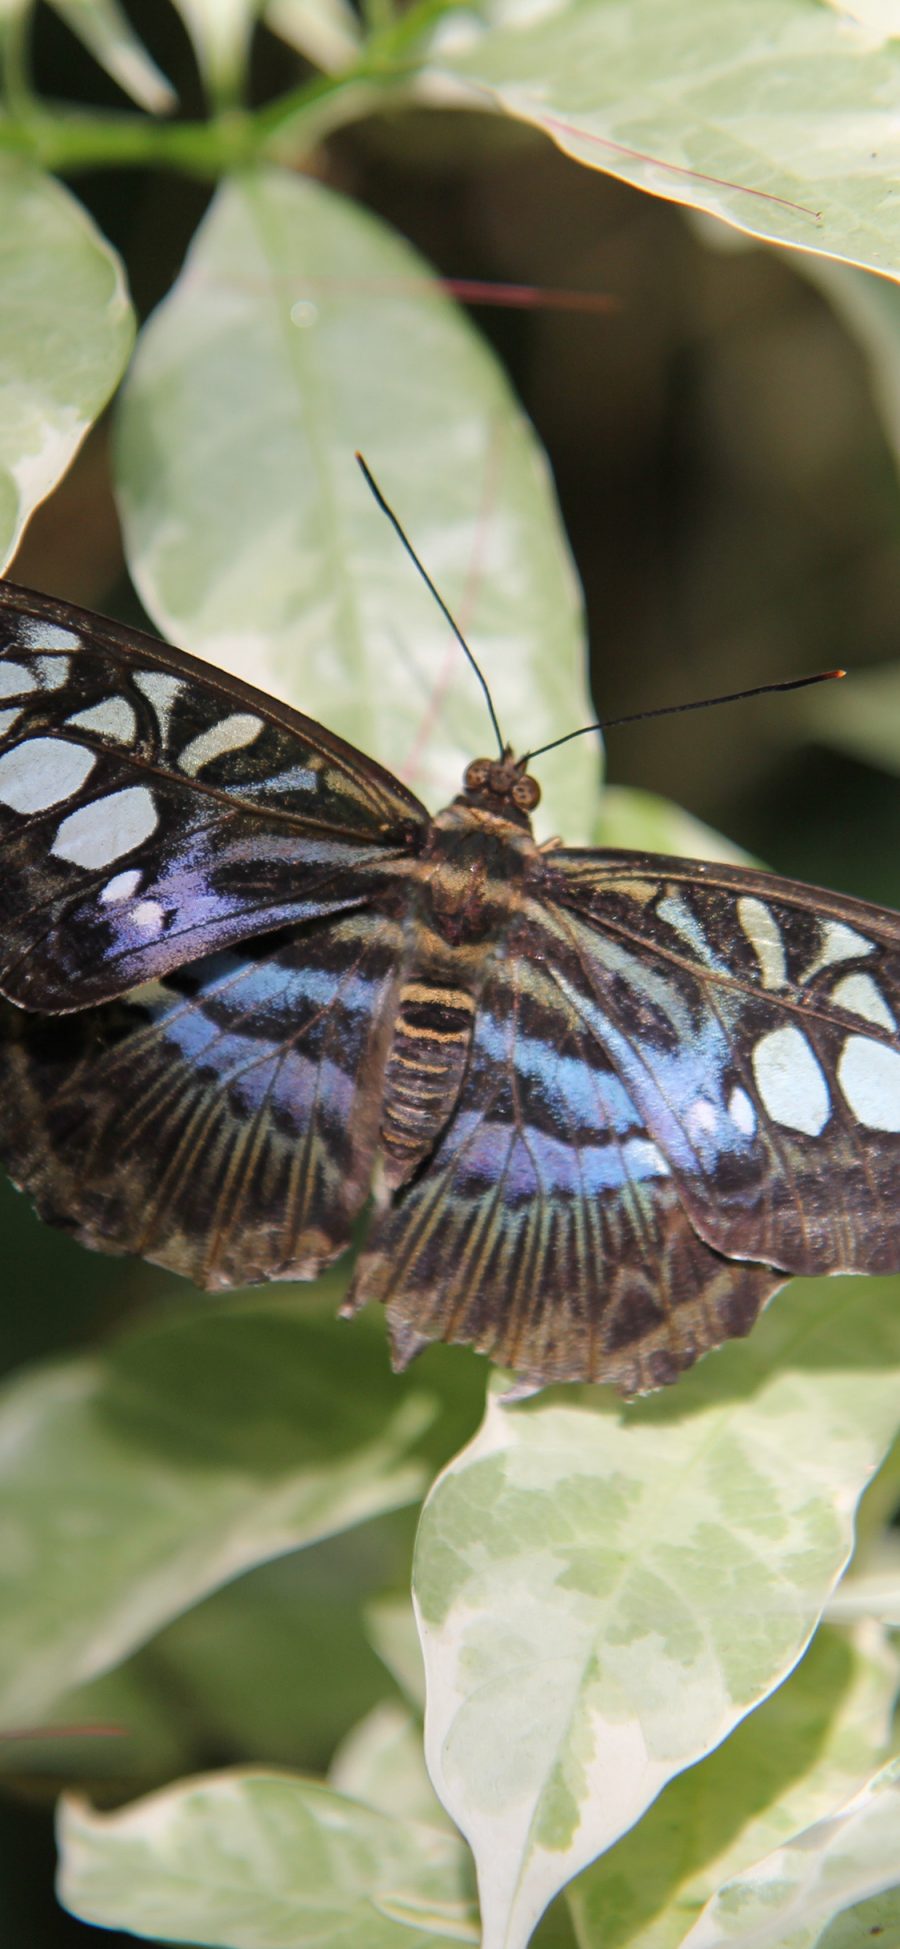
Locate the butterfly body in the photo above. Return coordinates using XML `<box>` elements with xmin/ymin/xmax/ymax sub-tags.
<box><xmin>0</xmin><ymin>579</ymin><xmax>899</xmax><ymax>1392</ymax></box>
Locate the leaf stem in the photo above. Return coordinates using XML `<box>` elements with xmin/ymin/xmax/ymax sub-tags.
<box><xmin>0</xmin><ymin>0</ymin><xmax>464</xmax><ymax>179</ymax></box>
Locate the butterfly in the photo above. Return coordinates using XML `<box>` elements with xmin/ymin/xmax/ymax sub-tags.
<box><xmin>0</xmin><ymin>569</ymin><xmax>898</xmax><ymax>1395</ymax></box>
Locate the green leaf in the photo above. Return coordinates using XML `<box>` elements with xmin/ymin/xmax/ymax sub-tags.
<box><xmin>0</xmin><ymin>1297</ymin><xmax>429</xmax><ymax>1730</ymax></box>
<box><xmin>431</xmin><ymin>0</ymin><xmax>900</xmax><ymax>278</ymax></box>
<box><xmin>682</xmin><ymin>1758</ymin><xmax>900</xmax><ymax>1948</ymax></box>
<box><xmin>413</xmin><ymin>1275</ymin><xmax>900</xmax><ymax>1949</ymax></box>
<box><xmin>0</xmin><ymin>159</ymin><xmax>134</xmax><ymax>568</ymax></box>
<box><xmin>569</xmin><ymin>1622</ymin><xmax>900</xmax><ymax>1949</ymax></box>
<box><xmin>114</xmin><ymin>167</ymin><xmax>595</xmax><ymax>840</ymax></box>
<box><xmin>57</xmin><ymin>1770</ymin><xmax>477</xmax><ymax>1947</ymax></box>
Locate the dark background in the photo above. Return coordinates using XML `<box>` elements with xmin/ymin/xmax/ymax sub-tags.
<box><xmin>4</xmin><ymin>4</ymin><xmax>900</xmax><ymax>1942</ymax></box>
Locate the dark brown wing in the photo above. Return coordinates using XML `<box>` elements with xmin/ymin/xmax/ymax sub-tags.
<box><xmin>550</xmin><ymin>850</ymin><xmax>900</xmax><ymax>1275</ymax></box>
<box><xmin>0</xmin><ymin>908</ymin><xmax>404</xmax><ymax>1286</ymax></box>
<box><xmin>350</xmin><ymin>850</ymin><xmax>900</xmax><ymax>1392</ymax></box>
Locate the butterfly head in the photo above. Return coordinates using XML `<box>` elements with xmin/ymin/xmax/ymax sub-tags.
<box><xmin>461</xmin><ymin>752</ymin><xmax>541</xmax><ymax>826</ymax></box>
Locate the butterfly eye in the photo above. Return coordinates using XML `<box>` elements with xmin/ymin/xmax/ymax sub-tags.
<box><xmin>512</xmin><ymin>774</ymin><xmax>541</xmax><ymax>812</ymax></box>
<box><xmin>464</xmin><ymin>759</ymin><xmax>492</xmax><ymax>792</ymax></box>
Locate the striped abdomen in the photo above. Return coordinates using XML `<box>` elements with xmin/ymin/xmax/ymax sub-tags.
<box><xmin>380</xmin><ymin>980</ymin><xmax>476</xmax><ymax>1187</ymax></box>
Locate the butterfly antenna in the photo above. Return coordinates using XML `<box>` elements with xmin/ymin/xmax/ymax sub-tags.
<box><xmin>523</xmin><ymin>668</ymin><xmax>846</xmax><ymax>765</ymax></box>
<box><xmin>355</xmin><ymin>452</ymin><xmax>506</xmax><ymax>760</ymax></box>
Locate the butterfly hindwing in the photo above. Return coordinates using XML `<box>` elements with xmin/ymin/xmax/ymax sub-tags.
<box><xmin>0</xmin><ymin>584</ymin><xmax>426</xmax><ymax>1009</ymax></box>
<box><xmin>0</xmin><ymin>908</ymin><xmax>404</xmax><ymax>1286</ymax></box>
<box><xmin>551</xmin><ymin>851</ymin><xmax>900</xmax><ymax>1276</ymax></box>
<box><xmin>350</xmin><ymin>917</ymin><xmax>782</xmax><ymax>1392</ymax></box>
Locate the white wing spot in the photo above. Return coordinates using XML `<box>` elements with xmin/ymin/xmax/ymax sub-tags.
<box><xmin>657</xmin><ymin>891</ymin><xmax>713</xmax><ymax>960</ymax></box>
<box><xmin>687</xmin><ymin>1099</ymin><xmax>718</xmax><ymax>1138</ymax></box>
<box><xmin>67</xmin><ymin>696</ymin><xmax>137</xmax><ymax>743</ymax></box>
<box><xmin>831</xmin><ymin>972</ymin><xmax>896</xmax><ymax>1032</ymax></box>
<box><xmin>131</xmin><ymin>899</ymin><xmax>165</xmax><ymax>932</ymax></box>
<box><xmin>134</xmin><ymin>670</ymin><xmax>183</xmax><ymax>741</ymax></box>
<box><xmin>178</xmin><ymin>712</ymin><xmax>264</xmax><ymax>776</ymax></box>
<box><xmin>837</xmin><ymin>1036</ymin><xmax>900</xmax><ymax>1132</ymax></box>
<box><xmin>623</xmin><ymin>1137</ymin><xmax>670</xmax><ymax>1178</ymax></box>
<box><xmin>51</xmin><ymin>785</ymin><xmax>158</xmax><ymax>868</ymax></box>
<box><xmin>34</xmin><ymin>654</ymin><xmax>71</xmax><ymax>690</ymax></box>
<box><xmin>0</xmin><ymin>709</ymin><xmax>23</xmax><ymax>737</ymax></box>
<box><xmin>804</xmin><ymin>919</ymin><xmax>874</xmax><ymax>982</ymax></box>
<box><xmin>0</xmin><ymin>661</ymin><xmax>34</xmax><ymax>698</ymax></box>
<box><xmin>729</xmin><ymin>1086</ymin><xmax>757</xmax><ymax>1136</ymax></box>
<box><xmin>752</xmin><ymin>1025</ymin><xmax>830</xmax><ymax>1135</ymax></box>
<box><xmin>738</xmin><ymin>895</ymin><xmax>787</xmax><ymax>990</ymax></box>
<box><xmin>101</xmin><ymin>868</ymin><xmax>142</xmax><ymax>904</ymax></box>
<box><xmin>17</xmin><ymin>619</ymin><xmax>80</xmax><ymax>651</ymax></box>
<box><xmin>0</xmin><ymin>736</ymin><xmax>95</xmax><ymax>812</ymax></box>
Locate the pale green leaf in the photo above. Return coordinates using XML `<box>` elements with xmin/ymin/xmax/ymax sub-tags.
<box><xmin>569</xmin><ymin>1621</ymin><xmax>900</xmax><ymax>1949</ymax></box>
<box><xmin>27</xmin><ymin>1533</ymin><xmax>418</xmax><ymax>1790</ymax></box>
<box><xmin>114</xmin><ymin>167</ymin><xmax>595</xmax><ymax>840</ymax></box>
<box><xmin>682</xmin><ymin>1758</ymin><xmax>900</xmax><ymax>1948</ymax></box>
<box><xmin>828</xmin><ymin>1534</ymin><xmax>900</xmax><ymax>1625</ymax></box>
<box><xmin>58</xmin><ymin>1770</ymin><xmax>477</xmax><ymax>1947</ymax></box>
<box><xmin>593</xmin><ymin>784</ymin><xmax>753</xmax><ymax>861</ymax></box>
<box><xmin>366</xmin><ymin>1594</ymin><xmax>427</xmax><ymax>1710</ymax></box>
<box><xmin>797</xmin><ymin>260</ymin><xmax>900</xmax><ymax>462</ymax></box>
<box><xmin>170</xmin><ymin>0</ymin><xmax>263</xmax><ymax>102</ymax></box>
<box><xmin>0</xmin><ymin>1298</ymin><xmax>429</xmax><ymax>1730</ymax></box>
<box><xmin>431</xmin><ymin>0</ymin><xmax>900</xmax><ymax>278</ymax></box>
<box><xmin>48</xmin><ymin>0</ymin><xmax>176</xmax><ymax>110</ymax></box>
<box><xmin>266</xmin><ymin>0</ymin><xmax>360</xmax><ymax>69</ymax></box>
<box><xmin>0</xmin><ymin>159</ymin><xmax>133</xmax><ymax>568</ymax></box>
<box><xmin>772</xmin><ymin>261</ymin><xmax>900</xmax><ymax>771</ymax></box>
<box><xmin>803</xmin><ymin>662</ymin><xmax>900</xmax><ymax>776</ymax></box>
<box><xmin>330</xmin><ymin>1700</ymin><xmax>453</xmax><ymax>1830</ymax></box>
<box><xmin>413</xmin><ymin>1275</ymin><xmax>900</xmax><ymax>1949</ymax></box>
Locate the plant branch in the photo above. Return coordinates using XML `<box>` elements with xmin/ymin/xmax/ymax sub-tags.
<box><xmin>0</xmin><ymin>0</ymin><xmax>463</xmax><ymax>178</ymax></box>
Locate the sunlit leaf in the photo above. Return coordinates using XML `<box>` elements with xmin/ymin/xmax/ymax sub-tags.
<box><xmin>58</xmin><ymin>1770</ymin><xmax>477</xmax><ymax>1947</ymax></box>
<box><xmin>430</xmin><ymin>0</ymin><xmax>900</xmax><ymax>278</ymax></box>
<box><xmin>682</xmin><ymin>1758</ymin><xmax>900</xmax><ymax>1948</ymax></box>
<box><xmin>0</xmin><ymin>159</ymin><xmax>133</xmax><ymax>568</ymax></box>
<box><xmin>114</xmin><ymin>167</ymin><xmax>595</xmax><ymax>840</ymax></box>
<box><xmin>0</xmin><ymin>1298</ymin><xmax>429</xmax><ymax>1729</ymax></box>
<box><xmin>414</xmin><ymin>1275</ymin><xmax>900</xmax><ymax>1949</ymax></box>
<box><xmin>569</xmin><ymin>1622</ymin><xmax>900</xmax><ymax>1949</ymax></box>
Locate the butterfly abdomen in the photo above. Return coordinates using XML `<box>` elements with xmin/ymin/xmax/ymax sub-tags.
<box><xmin>376</xmin><ymin>801</ymin><xmax>541</xmax><ymax>1189</ymax></box>
<box><xmin>380</xmin><ymin>980</ymin><xmax>476</xmax><ymax>1188</ymax></box>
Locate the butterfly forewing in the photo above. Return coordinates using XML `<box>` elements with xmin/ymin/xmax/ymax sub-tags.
<box><xmin>0</xmin><ymin>584</ymin><xmax>426</xmax><ymax>1009</ymax></box>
